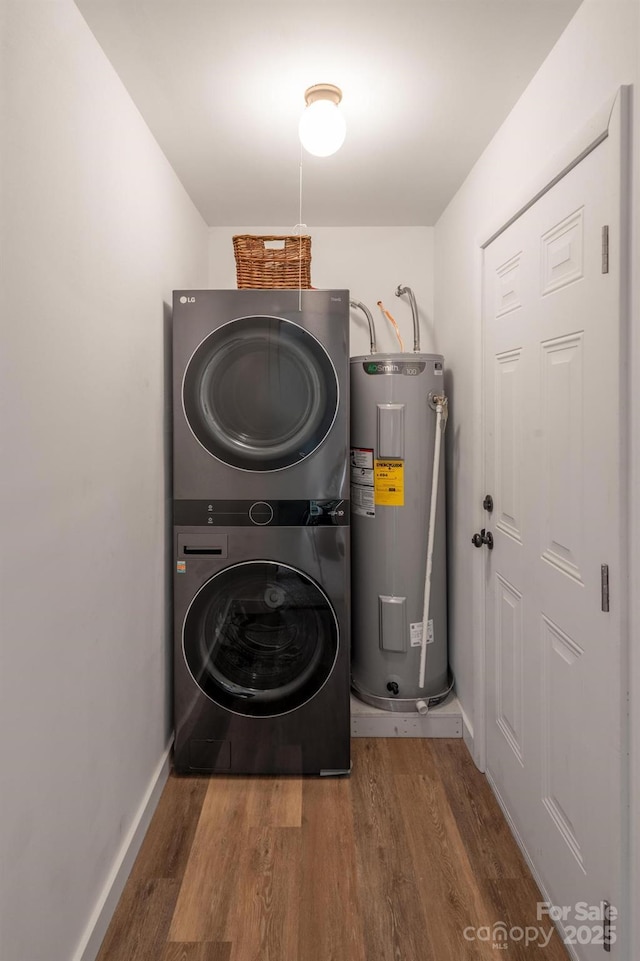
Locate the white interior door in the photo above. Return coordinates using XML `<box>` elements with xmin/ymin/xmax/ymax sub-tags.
<box><xmin>482</xmin><ymin>99</ymin><xmax>626</xmax><ymax>959</ymax></box>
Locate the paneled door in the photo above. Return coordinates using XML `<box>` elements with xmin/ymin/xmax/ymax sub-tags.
<box><xmin>482</xmin><ymin>98</ymin><xmax>627</xmax><ymax>958</ymax></box>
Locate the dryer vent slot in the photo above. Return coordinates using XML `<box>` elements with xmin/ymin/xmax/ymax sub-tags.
<box><xmin>183</xmin><ymin>547</ymin><xmax>223</xmax><ymax>555</ymax></box>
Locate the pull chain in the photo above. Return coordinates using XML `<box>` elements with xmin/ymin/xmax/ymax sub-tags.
<box><xmin>298</xmin><ymin>149</ymin><xmax>303</xmax><ymax>311</ymax></box>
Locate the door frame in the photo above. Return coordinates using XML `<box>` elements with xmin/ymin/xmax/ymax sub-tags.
<box><xmin>473</xmin><ymin>85</ymin><xmax>632</xmax><ymax>956</ymax></box>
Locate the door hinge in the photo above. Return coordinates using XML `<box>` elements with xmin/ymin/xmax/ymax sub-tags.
<box><xmin>603</xmin><ymin>900</ymin><xmax>612</xmax><ymax>952</ymax></box>
<box><xmin>601</xmin><ymin>564</ymin><xmax>610</xmax><ymax>612</ymax></box>
<box><xmin>602</xmin><ymin>226</ymin><xmax>609</xmax><ymax>274</ymax></box>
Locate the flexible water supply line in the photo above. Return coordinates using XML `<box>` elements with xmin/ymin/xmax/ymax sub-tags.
<box><xmin>395</xmin><ymin>285</ymin><xmax>420</xmax><ymax>353</ymax></box>
<box><xmin>377</xmin><ymin>300</ymin><xmax>404</xmax><ymax>352</ymax></box>
<box><xmin>349</xmin><ymin>300</ymin><xmax>377</xmax><ymax>354</ymax></box>
<box><xmin>419</xmin><ymin>392</ymin><xmax>448</xmax><ymax>690</ymax></box>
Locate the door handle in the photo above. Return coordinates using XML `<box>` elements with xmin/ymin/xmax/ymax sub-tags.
<box><xmin>472</xmin><ymin>528</ymin><xmax>494</xmax><ymax>550</ymax></box>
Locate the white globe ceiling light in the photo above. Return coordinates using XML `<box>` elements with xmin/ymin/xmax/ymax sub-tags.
<box><xmin>299</xmin><ymin>84</ymin><xmax>346</xmax><ymax>157</ymax></box>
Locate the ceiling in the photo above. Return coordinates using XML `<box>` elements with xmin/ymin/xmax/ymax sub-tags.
<box><xmin>74</xmin><ymin>0</ymin><xmax>583</xmax><ymax>228</ymax></box>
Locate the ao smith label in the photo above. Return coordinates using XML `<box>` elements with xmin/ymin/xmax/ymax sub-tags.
<box><xmin>363</xmin><ymin>361</ymin><xmax>426</xmax><ymax>376</ymax></box>
<box><xmin>374</xmin><ymin>459</ymin><xmax>405</xmax><ymax>506</ymax></box>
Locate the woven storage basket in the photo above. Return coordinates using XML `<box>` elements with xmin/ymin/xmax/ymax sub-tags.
<box><xmin>232</xmin><ymin>234</ymin><xmax>312</xmax><ymax>289</ymax></box>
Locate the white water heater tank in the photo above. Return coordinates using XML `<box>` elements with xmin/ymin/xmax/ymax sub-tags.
<box><xmin>350</xmin><ymin>352</ymin><xmax>449</xmax><ymax>710</ymax></box>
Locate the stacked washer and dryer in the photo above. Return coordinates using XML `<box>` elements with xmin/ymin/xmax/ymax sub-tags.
<box><xmin>172</xmin><ymin>289</ymin><xmax>351</xmax><ymax>776</ymax></box>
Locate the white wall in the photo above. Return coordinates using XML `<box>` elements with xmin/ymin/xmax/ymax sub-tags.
<box><xmin>434</xmin><ymin>0</ymin><xmax>638</xmax><ymax>752</ymax></box>
<box><xmin>0</xmin><ymin>5</ymin><xmax>208</xmax><ymax>961</ymax></box>
<box><xmin>209</xmin><ymin>226</ymin><xmax>436</xmax><ymax>356</ymax></box>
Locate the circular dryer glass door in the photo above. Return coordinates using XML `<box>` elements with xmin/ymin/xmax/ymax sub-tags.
<box><xmin>182</xmin><ymin>316</ymin><xmax>338</xmax><ymax>471</ymax></box>
<box><xmin>183</xmin><ymin>561</ymin><xmax>339</xmax><ymax>717</ymax></box>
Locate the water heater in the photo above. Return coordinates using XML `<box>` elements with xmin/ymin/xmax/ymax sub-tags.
<box><xmin>350</xmin><ymin>352</ymin><xmax>450</xmax><ymax>710</ymax></box>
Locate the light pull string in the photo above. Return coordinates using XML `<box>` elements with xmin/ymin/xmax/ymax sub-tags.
<box><xmin>293</xmin><ymin>145</ymin><xmax>307</xmax><ymax>311</ymax></box>
<box><xmin>298</xmin><ymin>147</ymin><xmax>303</xmax><ymax>311</ymax></box>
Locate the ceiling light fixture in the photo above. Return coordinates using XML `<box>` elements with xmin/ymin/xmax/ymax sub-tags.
<box><xmin>298</xmin><ymin>83</ymin><xmax>346</xmax><ymax>158</ymax></box>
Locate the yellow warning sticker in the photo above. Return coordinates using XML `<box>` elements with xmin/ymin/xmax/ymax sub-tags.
<box><xmin>374</xmin><ymin>459</ymin><xmax>404</xmax><ymax>506</ymax></box>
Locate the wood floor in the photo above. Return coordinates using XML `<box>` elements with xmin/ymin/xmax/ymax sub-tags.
<box><xmin>96</xmin><ymin>739</ymin><xmax>570</xmax><ymax>961</ymax></box>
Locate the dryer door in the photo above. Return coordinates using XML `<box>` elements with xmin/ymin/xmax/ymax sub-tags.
<box><xmin>183</xmin><ymin>561</ymin><xmax>339</xmax><ymax>717</ymax></box>
<box><xmin>182</xmin><ymin>316</ymin><xmax>338</xmax><ymax>471</ymax></box>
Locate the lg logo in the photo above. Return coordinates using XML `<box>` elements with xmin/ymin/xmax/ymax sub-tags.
<box><xmin>179</xmin><ymin>296</ymin><xmax>196</xmax><ymax>304</ymax></box>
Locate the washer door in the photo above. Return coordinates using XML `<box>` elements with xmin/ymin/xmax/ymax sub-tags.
<box><xmin>182</xmin><ymin>316</ymin><xmax>338</xmax><ymax>471</ymax></box>
<box><xmin>183</xmin><ymin>561</ymin><xmax>339</xmax><ymax>717</ymax></box>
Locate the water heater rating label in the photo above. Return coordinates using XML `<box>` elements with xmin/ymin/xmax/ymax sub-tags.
<box><xmin>350</xmin><ymin>446</ymin><xmax>374</xmax><ymax>469</ymax></box>
<box><xmin>351</xmin><ymin>465</ymin><xmax>373</xmax><ymax>486</ymax></box>
<box><xmin>411</xmin><ymin>620</ymin><xmax>434</xmax><ymax>647</ymax></box>
<box><xmin>351</xmin><ymin>447</ymin><xmax>375</xmax><ymax>517</ymax></box>
<box><xmin>351</xmin><ymin>484</ymin><xmax>375</xmax><ymax>517</ymax></box>
<box><xmin>374</xmin><ymin>459</ymin><xmax>404</xmax><ymax>506</ymax></box>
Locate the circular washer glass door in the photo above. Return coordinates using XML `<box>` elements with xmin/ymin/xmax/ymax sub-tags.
<box><xmin>183</xmin><ymin>561</ymin><xmax>339</xmax><ymax>717</ymax></box>
<box><xmin>183</xmin><ymin>316</ymin><xmax>338</xmax><ymax>471</ymax></box>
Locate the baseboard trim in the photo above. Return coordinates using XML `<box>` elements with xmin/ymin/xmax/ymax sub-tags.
<box><xmin>460</xmin><ymin>704</ymin><xmax>475</xmax><ymax>762</ymax></box>
<box><xmin>72</xmin><ymin>738</ymin><xmax>174</xmax><ymax>961</ymax></box>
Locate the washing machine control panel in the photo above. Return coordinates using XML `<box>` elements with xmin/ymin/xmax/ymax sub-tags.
<box><xmin>173</xmin><ymin>498</ymin><xmax>349</xmax><ymax>527</ymax></box>
<box><xmin>173</xmin><ymin>499</ymin><xmax>349</xmax><ymax>527</ymax></box>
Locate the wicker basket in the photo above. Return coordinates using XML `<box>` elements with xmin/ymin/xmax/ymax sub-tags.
<box><xmin>232</xmin><ymin>234</ymin><xmax>312</xmax><ymax>289</ymax></box>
